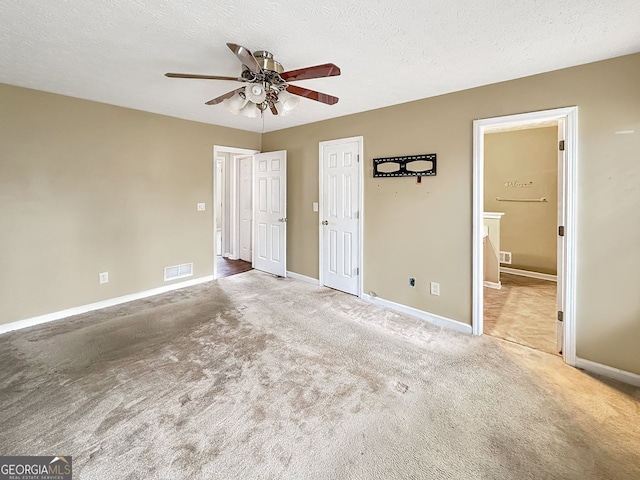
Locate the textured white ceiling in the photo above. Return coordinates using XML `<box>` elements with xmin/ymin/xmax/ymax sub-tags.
<box><xmin>1</xmin><ymin>0</ymin><xmax>639</xmax><ymax>133</ymax></box>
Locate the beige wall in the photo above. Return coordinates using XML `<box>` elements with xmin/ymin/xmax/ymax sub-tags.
<box><xmin>1</xmin><ymin>53</ymin><xmax>639</xmax><ymax>375</ymax></box>
<box><xmin>484</xmin><ymin>127</ymin><xmax>558</xmax><ymax>275</ymax></box>
<box><xmin>0</xmin><ymin>83</ymin><xmax>260</xmax><ymax>324</ymax></box>
<box><xmin>263</xmin><ymin>53</ymin><xmax>640</xmax><ymax>374</ymax></box>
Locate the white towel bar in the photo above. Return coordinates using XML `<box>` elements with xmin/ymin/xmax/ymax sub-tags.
<box><xmin>496</xmin><ymin>197</ymin><xmax>547</xmax><ymax>202</ymax></box>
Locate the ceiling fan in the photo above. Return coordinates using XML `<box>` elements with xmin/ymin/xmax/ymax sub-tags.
<box><xmin>165</xmin><ymin>43</ymin><xmax>341</xmax><ymax>117</ymax></box>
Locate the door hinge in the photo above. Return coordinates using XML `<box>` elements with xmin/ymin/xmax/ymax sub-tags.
<box><xmin>356</xmin><ymin>267</ymin><xmax>360</xmax><ymax>275</ymax></box>
<box><xmin>559</xmin><ymin>140</ymin><xmax>565</xmax><ymax>151</ymax></box>
<box><xmin>357</xmin><ymin>154</ymin><xmax>360</xmax><ymax>163</ymax></box>
<box><xmin>558</xmin><ymin>226</ymin><xmax>565</xmax><ymax>237</ymax></box>
<box><xmin>557</xmin><ymin>311</ymin><xmax>564</xmax><ymax>322</ymax></box>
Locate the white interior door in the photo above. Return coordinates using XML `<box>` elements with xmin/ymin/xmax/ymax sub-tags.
<box><xmin>239</xmin><ymin>156</ymin><xmax>253</xmax><ymax>262</ymax></box>
<box><xmin>556</xmin><ymin>120</ymin><xmax>566</xmax><ymax>354</ymax></box>
<box><xmin>321</xmin><ymin>140</ymin><xmax>360</xmax><ymax>295</ymax></box>
<box><xmin>253</xmin><ymin>151</ymin><xmax>287</xmax><ymax>276</ymax></box>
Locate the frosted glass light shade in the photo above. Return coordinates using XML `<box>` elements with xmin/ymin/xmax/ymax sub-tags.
<box><xmin>274</xmin><ymin>100</ymin><xmax>290</xmax><ymax>116</ymax></box>
<box><xmin>277</xmin><ymin>90</ymin><xmax>300</xmax><ymax>115</ymax></box>
<box><xmin>223</xmin><ymin>93</ymin><xmax>248</xmax><ymax>114</ymax></box>
<box><xmin>239</xmin><ymin>102</ymin><xmax>260</xmax><ymax>118</ymax></box>
<box><xmin>245</xmin><ymin>84</ymin><xmax>266</xmax><ymax>104</ymax></box>
<box><xmin>280</xmin><ymin>90</ymin><xmax>300</xmax><ymax>109</ymax></box>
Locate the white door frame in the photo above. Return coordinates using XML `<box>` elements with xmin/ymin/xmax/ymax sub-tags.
<box><xmin>213</xmin><ymin>145</ymin><xmax>259</xmax><ymax>279</ymax></box>
<box><xmin>318</xmin><ymin>136</ymin><xmax>364</xmax><ymax>297</ymax></box>
<box><xmin>472</xmin><ymin>107</ymin><xmax>578</xmax><ymax>366</ymax></box>
<box><xmin>214</xmin><ymin>155</ymin><xmax>225</xmax><ymax>257</ymax></box>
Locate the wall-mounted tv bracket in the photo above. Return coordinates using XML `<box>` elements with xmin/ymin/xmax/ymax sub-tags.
<box><xmin>373</xmin><ymin>153</ymin><xmax>437</xmax><ymax>183</ymax></box>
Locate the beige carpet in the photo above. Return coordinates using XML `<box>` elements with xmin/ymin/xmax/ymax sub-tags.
<box><xmin>1</xmin><ymin>270</ymin><xmax>639</xmax><ymax>479</ymax></box>
<box><xmin>484</xmin><ymin>273</ymin><xmax>558</xmax><ymax>354</ymax></box>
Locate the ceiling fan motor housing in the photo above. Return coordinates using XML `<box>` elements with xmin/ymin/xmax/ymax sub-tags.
<box><xmin>252</xmin><ymin>51</ymin><xmax>284</xmax><ymax>73</ymax></box>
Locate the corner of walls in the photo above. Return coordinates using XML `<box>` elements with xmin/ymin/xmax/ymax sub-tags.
<box><xmin>261</xmin><ymin>54</ymin><xmax>640</xmax><ymax>376</ymax></box>
<box><xmin>0</xmin><ymin>82</ymin><xmax>260</xmax><ymax>326</ymax></box>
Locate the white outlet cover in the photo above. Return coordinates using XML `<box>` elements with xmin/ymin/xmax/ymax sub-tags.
<box><xmin>430</xmin><ymin>282</ymin><xmax>440</xmax><ymax>296</ymax></box>
<box><xmin>99</xmin><ymin>272</ymin><xmax>109</xmax><ymax>284</ymax></box>
<box><xmin>197</xmin><ymin>203</ymin><xmax>206</xmax><ymax>211</ymax></box>
<box><xmin>312</xmin><ymin>202</ymin><xmax>319</xmax><ymax>212</ymax></box>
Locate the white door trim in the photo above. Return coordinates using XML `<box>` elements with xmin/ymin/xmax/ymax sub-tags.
<box><xmin>318</xmin><ymin>136</ymin><xmax>364</xmax><ymax>298</ymax></box>
<box><xmin>214</xmin><ymin>155</ymin><xmax>226</xmax><ymax>258</ymax></box>
<box><xmin>213</xmin><ymin>146</ymin><xmax>259</xmax><ymax>279</ymax></box>
<box><xmin>472</xmin><ymin>107</ymin><xmax>578</xmax><ymax>366</ymax></box>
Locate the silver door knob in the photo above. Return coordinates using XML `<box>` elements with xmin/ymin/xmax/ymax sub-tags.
<box><xmin>322</xmin><ymin>220</ymin><xmax>329</xmax><ymax>226</ymax></box>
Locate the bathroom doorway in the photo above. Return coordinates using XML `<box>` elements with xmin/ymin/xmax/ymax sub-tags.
<box><xmin>483</xmin><ymin>123</ymin><xmax>559</xmax><ymax>354</ymax></box>
<box><xmin>472</xmin><ymin>107</ymin><xmax>578</xmax><ymax>365</ymax></box>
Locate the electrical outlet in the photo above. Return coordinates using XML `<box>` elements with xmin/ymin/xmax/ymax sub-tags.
<box><xmin>197</xmin><ymin>203</ymin><xmax>206</xmax><ymax>211</ymax></box>
<box><xmin>409</xmin><ymin>277</ymin><xmax>415</xmax><ymax>287</ymax></box>
<box><xmin>430</xmin><ymin>282</ymin><xmax>440</xmax><ymax>296</ymax></box>
<box><xmin>99</xmin><ymin>272</ymin><xmax>109</xmax><ymax>284</ymax></box>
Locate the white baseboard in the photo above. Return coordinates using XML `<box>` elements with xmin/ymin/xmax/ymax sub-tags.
<box><xmin>286</xmin><ymin>271</ymin><xmax>320</xmax><ymax>285</ymax></box>
<box><xmin>483</xmin><ymin>281</ymin><xmax>502</xmax><ymax>290</ymax></box>
<box><xmin>0</xmin><ymin>275</ymin><xmax>214</xmax><ymax>335</ymax></box>
<box><xmin>500</xmin><ymin>267</ymin><xmax>557</xmax><ymax>282</ymax></box>
<box><xmin>575</xmin><ymin>357</ymin><xmax>640</xmax><ymax>387</ymax></box>
<box><xmin>361</xmin><ymin>294</ymin><xmax>472</xmax><ymax>335</ymax></box>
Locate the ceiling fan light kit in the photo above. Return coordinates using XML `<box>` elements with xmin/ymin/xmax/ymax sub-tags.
<box><xmin>165</xmin><ymin>43</ymin><xmax>341</xmax><ymax>118</ymax></box>
<box><xmin>222</xmin><ymin>93</ymin><xmax>248</xmax><ymax>114</ymax></box>
<box><xmin>274</xmin><ymin>90</ymin><xmax>300</xmax><ymax>116</ymax></box>
<box><xmin>245</xmin><ymin>84</ymin><xmax>266</xmax><ymax>104</ymax></box>
<box><xmin>239</xmin><ymin>101</ymin><xmax>260</xmax><ymax>118</ymax></box>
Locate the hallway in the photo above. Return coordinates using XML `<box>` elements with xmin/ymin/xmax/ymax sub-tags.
<box><xmin>216</xmin><ymin>257</ymin><xmax>252</xmax><ymax>279</ymax></box>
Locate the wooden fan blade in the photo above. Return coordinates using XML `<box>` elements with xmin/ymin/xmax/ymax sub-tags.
<box><xmin>280</xmin><ymin>63</ymin><xmax>341</xmax><ymax>82</ymax></box>
<box><xmin>165</xmin><ymin>73</ymin><xmax>243</xmax><ymax>81</ymax></box>
<box><xmin>205</xmin><ymin>87</ymin><xmax>245</xmax><ymax>105</ymax></box>
<box><xmin>286</xmin><ymin>85</ymin><xmax>339</xmax><ymax>105</ymax></box>
<box><xmin>226</xmin><ymin>43</ymin><xmax>262</xmax><ymax>74</ymax></box>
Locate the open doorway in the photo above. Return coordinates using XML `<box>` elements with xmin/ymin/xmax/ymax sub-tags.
<box><xmin>482</xmin><ymin>123</ymin><xmax>559</xmax><ymax>354</ymax></box>
<box><xmin>473</xmin><ymin>107</ymin><xmax>578</xmax><ymax>366</ymax></box>
<box><xmin>213</xmin><ymin>146</ymin><xmax>259</xmax><ymax>280</ymax></box>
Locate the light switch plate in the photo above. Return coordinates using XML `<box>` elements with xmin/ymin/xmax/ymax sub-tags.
<box><xmin>197</xmin><ymin>203</ymin><xmax>206</xmax><ymax>211</ymax></box>
<box><xmin>313</xmin><ymin>202</ymin><xmax>319</xmax><ymax>212</ymax></box>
